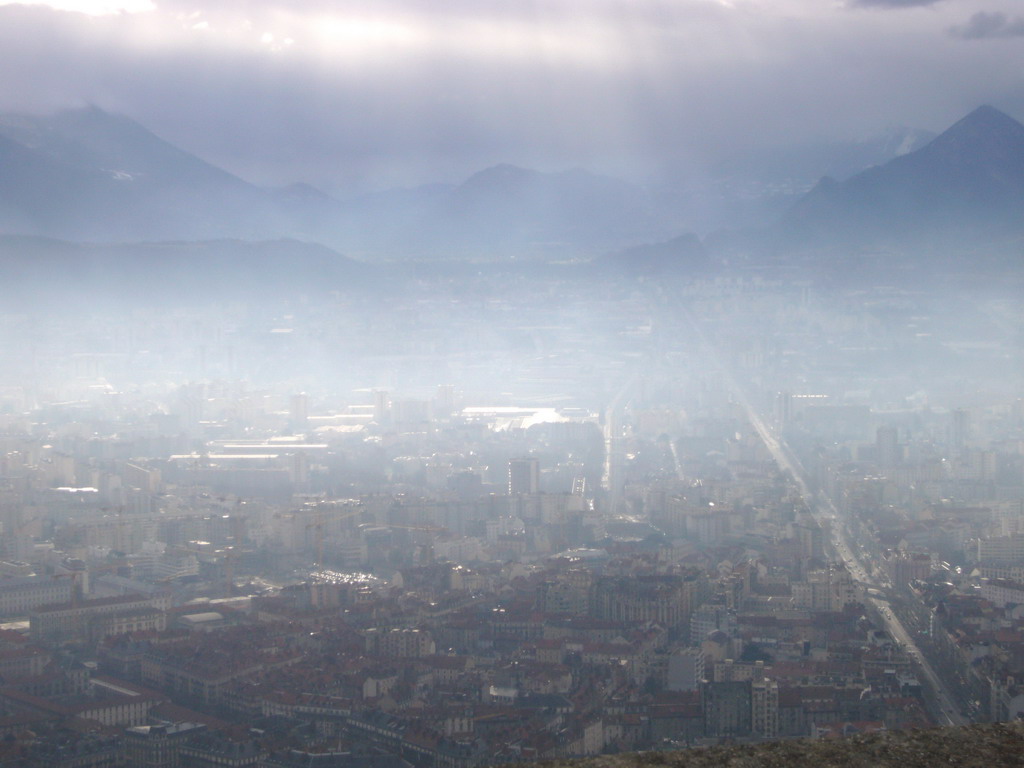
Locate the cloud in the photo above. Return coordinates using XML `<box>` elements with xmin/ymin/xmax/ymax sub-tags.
<box><xmin>0</xmin><ymin>0</ymin><xmax>1021</xmax><ymax>194</ymax></box>
<box><xmin>950</xmin><ymin>11</ymin><xmax>1024</xmax><ymax>39</ymax></box>
<box><xmin>848</xmin><ymin>0</ymin><xmax>944</xmax><ymax>7</ymax></box>
<box><xmin>0</xmin><ymin>0</ymin><xmax>154</xmax><ymax>15</ymax></box>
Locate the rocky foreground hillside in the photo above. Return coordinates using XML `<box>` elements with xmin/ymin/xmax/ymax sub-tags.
<box><xmin>532</xmin><ymin>722</ymin><xmax>1024</xmax><ymax>768</ymax></box>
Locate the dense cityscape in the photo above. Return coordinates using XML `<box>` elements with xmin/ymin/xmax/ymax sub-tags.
<box><xmin>0</xmin><ymin>262</ymin><xmax>1019</xmax><ymax>766</ymax></box>
<box><xmin>2</xmin><ymin>2</ymin><xmax>1024</xmax><ymax>765</ymax></box>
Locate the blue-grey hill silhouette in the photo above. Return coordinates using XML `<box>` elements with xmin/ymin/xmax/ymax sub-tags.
<box><xmin>783</xmin><ymin>105</ymin><xmax>1024</xmax><ymax>247</ymax></box>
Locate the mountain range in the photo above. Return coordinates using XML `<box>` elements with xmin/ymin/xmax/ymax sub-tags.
<box><xmin>0</xmin><ymin>106</ymin><xmax>671</xmax><ymax>257</ymax></box>
<box><xmin>0</xmin><ymin>106</ymin><xmax>286</xmax><ymax>242</ymax></box>
<box><xmin>782</xmin><ymin>105</ymin><xmax>1024</xmax><ymax>249</ymax></box>
<box><xmin>0</xmin><ymin>104</ymin><xmax>1021</xmax><ymax>269</ymax></box>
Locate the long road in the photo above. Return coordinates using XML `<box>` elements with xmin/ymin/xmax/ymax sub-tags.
<box><xmin>602</xmin><ymin>370</ymin><xmax>638</xmax><ymax>513</ymax></box>
<box><xmin>678</xmin><ymin>304</ymin><xmax>967</xmax><ymax>726</ymax></box>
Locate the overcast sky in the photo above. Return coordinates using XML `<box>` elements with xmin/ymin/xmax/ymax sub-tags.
<box><xmin>2</xmin><ymin>0</ymin><xmax>1023</xmax><ymax>193</ymax></box>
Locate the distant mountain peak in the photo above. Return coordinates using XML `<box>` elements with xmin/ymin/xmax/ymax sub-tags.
<box><xmin>459</xmin><ymin>164</ymin><xmax>540</xmax><ymax>191</ymax></box>
<box><xmin>947</xmin><ymin>104</ymin><xmax>1024</xmax><ymax>137</ymax></box>
<box><xmin>67</xmin><ymin>103</ymin><xmax>116</xmax><ymax>118</ymax></box>
<box><xmin>783</xmin><ymin>104</ymin><xmax>1024</xmax><ymax>246</ymax></box>
<box><xmin>487</xmin><ymin>162</ymin><xmax>528</xmax><ymax>173</ymax></box>
<box><xmin>959</xmin><ymin>104</ymin><xmax>1017</xmax><ymax>125</ymax></box>
<box><xmin>809</xmin><ymin>175</ymin><xmax>839</xmax><ymax>193</ymax></box>
<box><xmin>921</xmin><ymin>104</ymin><xmax>1024</xmax><ymax>158</ymax></box>
<box><xmin>48</xmin><ymin>104</ymin><xmax>147</xmax><ymax>134</ymax></box>
<box><xmin>273</xmin><ymin>182</ymin><xmax>335</xmax><ymax>203</ymax></box>
<box><xmin>457</xmin><ymin>163</ymin><xmax>636</xmax><ymax>196</ymax></box>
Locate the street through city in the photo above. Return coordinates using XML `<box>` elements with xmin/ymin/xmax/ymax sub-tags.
<box><xmin>678</xmin><ymin>303</ymin><xmax>969</xmax><ymax>727</ymax></box>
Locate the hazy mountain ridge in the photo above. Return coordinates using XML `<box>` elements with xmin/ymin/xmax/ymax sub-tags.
<box><xmin>0</xmin><ymin>235</ymin><xmax>374</xmax><ymax>307</ymax></box>
<box><xmin>0</xmin><ymin>107</ymin><xmax>289</xmax><ymax>242</ymax></box>
<box><xmin>0</xmin><ymin>106</ymin><xmax>252</xmax><ymax>192</ymax></box>
<box><xmin>0</xmin><ymin>104</ymin><xmax>1020</xmax><ymax>270</ymax></box>
<box><xmin>0</xmin><ymin>106</ymin><xmax>949</xmax><ymax>256</ymax></box>
<box><xmin>421</xmin><ymin>164</ymin><xmax>660</xmax><ymax>258</ymax></box>
<box><xmin>712</xmin><ymin>125</ymin><xmax>937</xmax><ymax>188</ymax></box>
<box><xmin>596</xmin><ymin>234</ymin><xmax>718</xmax><ymax>278</ymax></box>
<box><xmin>0</xmin><ymin>107</ymin><xmax>665</xmax><ymax>258</ymax></box>
<box><xmin>783</xmin><ymin>105</ymin><xmax>1024</xmax><ymax>247</ymax></box>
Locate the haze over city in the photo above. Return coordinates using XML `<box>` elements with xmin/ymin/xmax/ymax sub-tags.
<box><xmin>0</xmin><ymin>1</ymin><xmax>1021</xmax><ymax>766</ymax></box>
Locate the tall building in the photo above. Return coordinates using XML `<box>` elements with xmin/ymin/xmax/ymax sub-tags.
<box><xmin>751</xmin><ymin>678</ymin><xmax>780</xmax><ymax>738</ymax></box>
<box><xmin>775</xmin><ymin>391</ymin><xmax>792</xmax><ymax>429</ymax></box>
<box><xmin>508</xmin><ymin>457</ymin><xmax>540</xmax><ymax>495</ymax></box>
<box><xmin>667</xmin><ymin>648</ymin><xmax>705</xmax><ymax>692</ymax></box>
<box><xmin>595</xmin><ymin>571</ymin><xmax>709</xmax><ymax>631</ymax></box>
<box><xmin>125</xmin><ymin>722</ymin><xmax>207</xmax><ymax>766</ymax></box>
<box><xmin>0</xmin><ymin>576</ymin><xmax>74</xmax><ymax>617</ymax></box>
<box><xmin>792</xmin><ymin>564</ymin><xmax>859</xmax><ymax>611</ymax></box>
<box><xmin>372</xmin><ymin>390</ymin><xmax>390</xmax><ymax>425</ymax></box>
<box><xmin>876</xmin><ymin>425</ymin><xmax>899</xmax><ymax>468</ymax></box>
<box><xmin>951</xmin><ymin>408</ymin><xmax>970</xmax><ymax>457</ymax></box>
<box><xmin>887</xmin><ymin>550</ymin><xmax>932</xmax><ymax>589</ymax></box>
<box><xmin>702</xmin><ymin>680</ymin><xmax>752</xmax><ymax>737</ymax></box>
<box><xmin>433</xmin><ymin>384</ymin><xmax>456</xmax><ymax>421</ymax></box>
<box><xmin>30</xmin><ymin>593</ymin><xmax>169</xmax><ymax>643</ymax></box>
<box><xmin>289</xmin><ymin>392</ymin><xmax>308</xmax><ymax>432</ymax></box>
<box><xmin>977</xmin><ymin>534</ymin><xmax>1024</xmax><ymax>564</ymax></box>
<box><xmin>794</xmin><ymin>523</ymin><xmax>825</xmax><ymax>561</ymax></box>
<box><xmin>690</xmin><ymin>604</ymin><xmax>736</xmax><ymax>644</ymax></box>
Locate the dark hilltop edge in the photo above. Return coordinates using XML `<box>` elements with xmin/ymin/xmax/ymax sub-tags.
<box><xmin>0</xmin><ymin>235</ymin><xmax>380</xmax><ymax>308</ymax></box>
<box><xmin>524</xmin><ymin>722</ymin><xmax>1024</xmax><ymax>768</ymax></box>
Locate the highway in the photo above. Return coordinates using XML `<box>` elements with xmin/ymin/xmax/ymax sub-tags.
<box><xmin>602</xmin><ymin>370</ymin><xmax>638</xmax><ymax>513</ymax></box>
<box><xmin>679</xmin><ymin>306</ymin><xmax>968</xmax><ymax>726</ymax></box>
<box><xmin>744</xmin><ymin>387</ymin><xmax>966</xmax><ymax>725</ymax></box>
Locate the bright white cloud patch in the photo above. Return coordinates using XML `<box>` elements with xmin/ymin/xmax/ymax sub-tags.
<box><xmin>0</xmin><ymin>0</ymin><xmax>154</xmax><ymax>14</ymax></box>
